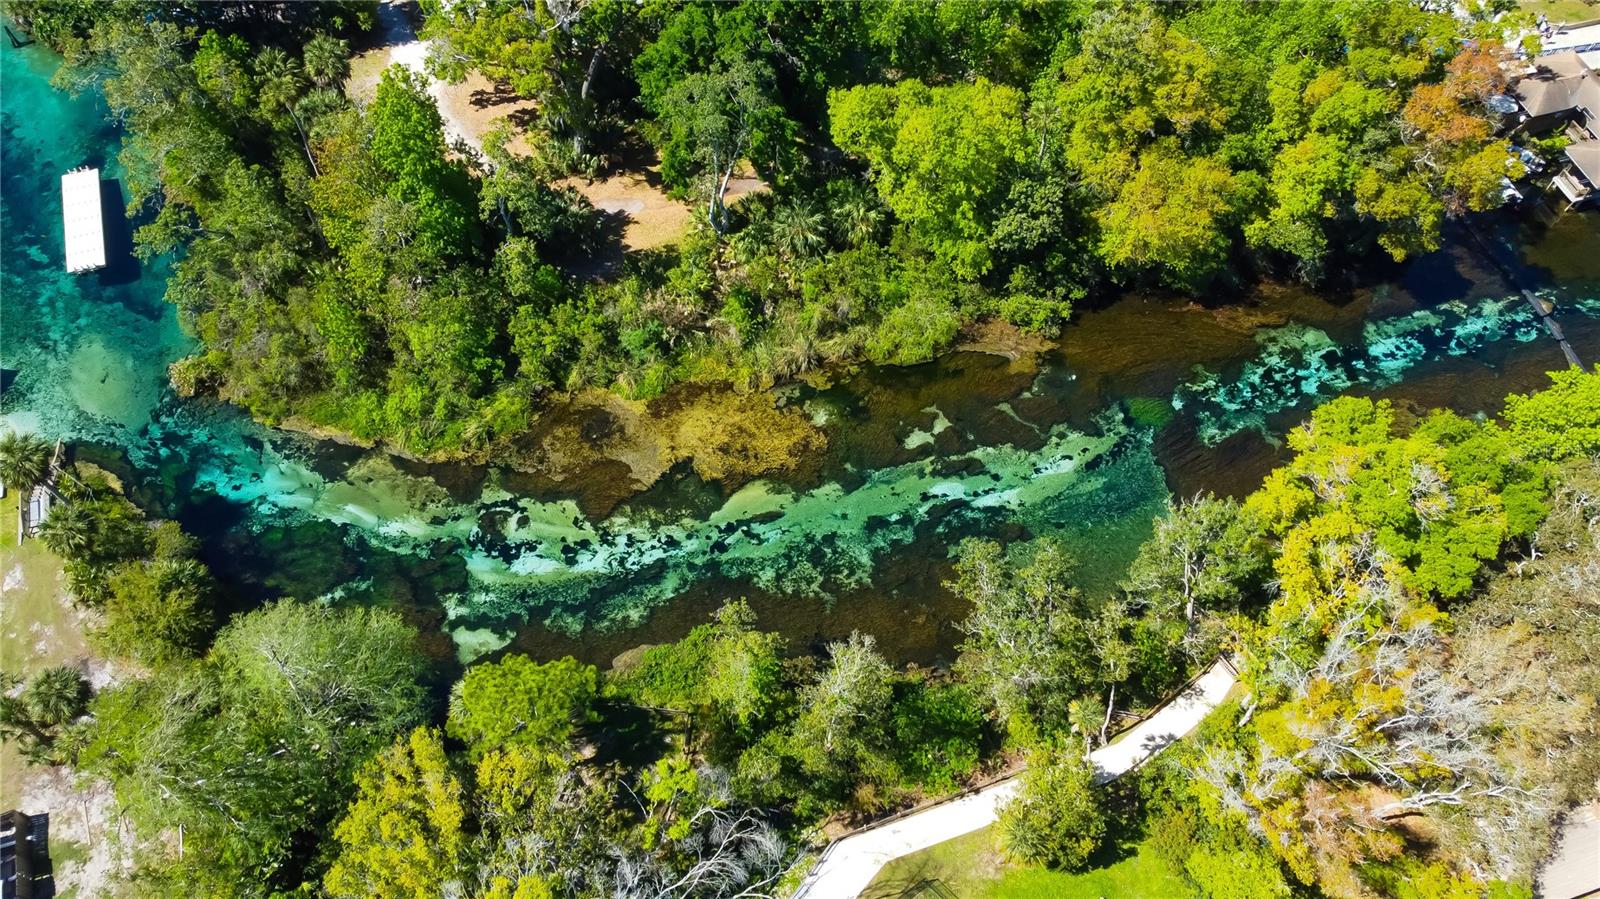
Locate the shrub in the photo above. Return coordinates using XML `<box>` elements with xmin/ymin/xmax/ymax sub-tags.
<box><xmin>998</xmin><ymin>744</ymin><xmax>1106</xmax><ymax>870</ymax></box>
<box><xmin>891</xmin><ymin>681</ymin><xmax>985</xmax><ymax>792</ymax></box>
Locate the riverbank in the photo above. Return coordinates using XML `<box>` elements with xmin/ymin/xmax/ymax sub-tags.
<box><xmin>5</xmin><ymin>26</ymin><xmax>1599</xmax><ymax>672</ymax></box>
<box><xmin>0</xmin><ymin>491</ymin><xmax>126</xmax><ymax>898</ymax></box>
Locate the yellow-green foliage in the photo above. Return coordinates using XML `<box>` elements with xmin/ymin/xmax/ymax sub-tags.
<box><xmin>1502</xmin><ymin>366</ymin><xmax>1600</xmax><ymax>461</ymax></box>
<box><xmin>1194</xmin><ymin>381</ymin><xmax>1588</xmax><ymax>896</ymax></box>
<box><xmin>447</xmin><ymin>654</ymin><xmax>598</xmax><ymax>757</ymax></box>
<box><xmin>324</xmin><ymin>727</ymin><xmax>467</xmax><ymax>899</ymax></box>
<box><xmin>1246</xmin><ymin>397</ymin><xmax>1540</xmax><ymax>603</ymax></box>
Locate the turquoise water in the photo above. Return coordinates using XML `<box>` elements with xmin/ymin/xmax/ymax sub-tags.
<box><xmin>1176</xmin><ymin>293</ymin><xmax>1600</xmax><ymax>445</ymax></box>
<box><xmin>1</xmin><ymin>42</ymin><xmax>191</xmax><ymax>441</ymax></box>
<box><xmin>4</xmin><ymin>40</ymin><xmax>1596</xmax><ymax>666</ymax></box>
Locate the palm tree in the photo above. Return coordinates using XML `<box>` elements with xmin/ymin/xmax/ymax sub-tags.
<box><xmin>773</xmin><ymin>200</ymin><xmax>827</xmax><ymax>262</ymax></box>
<box><xmin>0</xmin><ymin>431</ymin><xmax>50</xmax><ymax>492</ymax></box>
<box><xmin>302</xmin><ymin>33</ymin><xmax>350</xmax><ymax>89</ymax></box>
<box><xmin>0</xmin><ymin>667</ymin><xmax>90</xmax><ymax>767</ymax></box>
<box><xmin>255</xmin><ymin>47</ymin><xmax>317</xmax><ymax>175</ymax></box>
<box><xmin>24</xmin><ymin>666</ymin><xmax>90</xmax><ymax>729</ymax></box>
<box><xmin>834</xmin><ymin>195</ymin><xmax>883</xmax><ymax>248</ymax></box>
<box><xmin>38</xmin><ymin>501</ymin><xmax>93</xmax><ymax>559</ymax></box>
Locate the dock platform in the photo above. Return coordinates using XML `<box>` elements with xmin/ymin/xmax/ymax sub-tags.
<box><xmin>61</xmin><ymin>167</ymin><xmax>106</xmax><ymax>273</ymax></box>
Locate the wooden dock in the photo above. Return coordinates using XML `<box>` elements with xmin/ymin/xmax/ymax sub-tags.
<box><xmin>1462</xmin><ymin>219</ymin><xmax>1586</xmax><ymax>370</ymax></box>
<box><xmin>61</xmin><ymin>167</ymin><xmax>106</xmax><ymax>274</ymax></box>
<box><xmin>1519</xmin><ymin>289</ymin><xmax>1585</xmax><ymax>369</ymax></box>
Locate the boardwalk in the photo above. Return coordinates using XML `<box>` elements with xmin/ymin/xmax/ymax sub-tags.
<box><xmin>1461</xmin><ymin>219</ymin><xmax>1586</xmax><ymax>369</ymax></box>
<box><xmin>792</xmin><ymin>658</ymin><xmax>1239</xmax><ymax>899</ymax></box>
<box><xmin>1538</xmin><ymin>801</ymin><xmax>1600</xmax><ymax>899</ymax></box>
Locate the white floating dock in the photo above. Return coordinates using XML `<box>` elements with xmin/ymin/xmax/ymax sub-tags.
<box><xmin>61</xmin><ymin>167</ymin><xmax>106</xmax><ymax>273</ymax></box>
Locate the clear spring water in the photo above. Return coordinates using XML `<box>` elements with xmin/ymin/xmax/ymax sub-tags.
<box><xmin>4</xmin><ymin>40</ymin><xmax>1596</xmax><ymax>665</ymax></box>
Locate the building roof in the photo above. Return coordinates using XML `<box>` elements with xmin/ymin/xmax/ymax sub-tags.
<box><xmin>1567</xmin><ymin>139</ymin><xmax>1600</xmax><ymax>184</ymax></box>
<box><xmin>60</xmin><ymin>167</ymin><xmax>106</xmax><ymax>274</ymax></box>
<box><xmin>1543</xmin><ymin>49</ymin><xmax>1592</xmax><ymax>78</ymax></box>
<box><xmin>1514</xmin><ymin>51</ymin><xmax>1600</xmax><ymax>118</ymax></box>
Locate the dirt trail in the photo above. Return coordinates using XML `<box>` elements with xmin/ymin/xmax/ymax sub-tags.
<box><xmin>346</xmin><ymin>0</ymin><xmax>536</xmax><ymax>154</ymax></box>
<box><xmin>344</xmin><ymin>0</ymin><xmax>766</xmax><ymax>255</ymax></box>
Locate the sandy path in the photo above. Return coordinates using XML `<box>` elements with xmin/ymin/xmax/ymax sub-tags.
<box><xmin>346</xmin><ymin>1</ymin><xmax>536</xmax><ymax>155</ymax></box>
<box><xmin>15</xmin><ymin>769</ymin><xmax>127</xmax><ymax>897</ymax></box>
<box><xmin>346</xmin><ymin>0</ymin><xmax>764</xmax><ymax>254</ymax></box>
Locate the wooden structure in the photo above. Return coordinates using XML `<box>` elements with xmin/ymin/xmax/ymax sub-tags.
<box><xmin>1461</xmin><ymin>222</ymin><xmax>1587</xmax><ymax>371</ymax></box>
<box><xmin>1509</xmin><ymin>51</ymin><xmax>1600</xmax><ymax>208</ymax></box>
<box><xmin>14</xmin><ymin>440</ymin><xmax>65</xmax><ymax>543</ymax></box>
<box><xmin>1521</xmin><ymin>290</ymin><xmax>1586</xmax><ymax>369</ymax></box>
<box><xmin>60</xmin><ymin>167</ymin><xmax>106</xmax><ymax>274</ymax></box>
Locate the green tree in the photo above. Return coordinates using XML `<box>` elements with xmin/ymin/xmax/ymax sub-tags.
<box><xmin>1184</xmin><ymin>847</ymin><xmax>1294</xmax><ymax>899</ymax></box>
<box><xmin>1095</xmin><ymin>143</ymin><xmax>1241</xmax><ymax>291</ymax></box>
<box><xmin>1247</xmin><ymin>397</ymin><xmax>1534</xmax><ymax>601</ymax></box>
<box><xmin>998</xmin><ymin>745</ymin><xmax>1106</xmax><ymax>870</ymax></box>
<box><xmin>793</xmin><ymin>632</ymin><xmax>893</xmax><ymax>761</ymax></box>
<box><xmin>37</xmin><ymin>502</ymin><xmax>93</xmax><ymax>559</ymax></box>
<box><xmin>255</xmin><ymin>46</ymin><xmax>318</xmax><ymax>174</ymax></box>
<box><xmin>0</xmin><ymin>666</ymin><xmax>91</xmax><ymax>766</ymax></box>
<box><xmin>325</xmin><ymin>727</ymin><xmax>468</xmax><ymax>899</ymax></box>
<box><xmin>784</xmin><ymin>631</ymin><xmax>898</xmax><ymax>803</ymax></box>
<box><xmin>302</xmin><ymin>32</ymin><xmax>350</xmax><ymax>89</ymax></box>
<box><xmin>479</xmin><ymin>135</ymin><xmax>600</xmax><ymax>251</ymax></box>
<box><xmin>96</xmin><ymin>558</ymin><xmax>215</xmax><ymax>666</ymax></box>
<box><xmin>0</xmin><ymin>431</ymin><xmax>51</xmax><ymax>492</ymax></box>
<box><xmin>951</xmin><ymin>538</ymin><xmax>1096</xmax><ymax>740</ymax></box>
<box><xmin>192</xmin><ymin>30</ymin><xmax>256</xmax><ymax>114</ymax></box>
<box><xmin>448</xmin><ymin>654</ymin><xmax>599</xmax><ymax>756</ymax></box>
<box><xmin>771</xmin><ymin>199</ymin><xmax>828</xmax><ymax>263</ymax></box>
<box><xmin>658</xmin><ymin>60</ymin><xmax>792</xmax><ymax>233</ymax></box>
<box><xmin>890</xmin><ymin>681</ymin><xmax>985</xmax><ymax>792</ymax></box>
<box><xmin>369</xmin><ymin>65</ymin><xmax>471</xmax><ymax>257</ymax></box>
<box><xmin>829</xmin><ymin>78</ymin><xmax>1030</xmax><ymax>278</ymax></box>
<box><xmin>1502</xmin><ymin>366</ymin><xmax>1600</xmax><ymax>460</ymax></box>
<box><xmin>610</xmin><ymin>600</ymin><xmax>787</xmax><ymax>745</ymax></box>
<box><xmin>81</xmin><ymin>602</ymin><xmax>428</xmax><ymax>891</ymax></box>
<box><xmin>702</xmin><ymin>601</ymin><xmax>786</xmax><ymax>733</ymax></box>
<box><xmin>1124</xmin><ymin>494</ymin><xmax>1267</xmax><ymax>629</ymax></box>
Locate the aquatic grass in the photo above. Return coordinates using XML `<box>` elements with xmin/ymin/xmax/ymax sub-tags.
<box><xmin>1175</xmin><ymin>292</ymin><xmax>1597</xmax><ymax>445</ymax></box>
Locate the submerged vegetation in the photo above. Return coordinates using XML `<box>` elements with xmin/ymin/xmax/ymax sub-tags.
<box><xmin>19</xmin><ymin>0</ymin><xmax>1525</xmax><ymax>461</ymax></box>
<box><xmin>6</xmin><ymin>368</ymin><xmax>1597</xmax><ymax>897</ymax></box>
<box><xmin>4</xmin><ymin>1</ymin><xmax>1600</xmax><ymax>898</ymax></box>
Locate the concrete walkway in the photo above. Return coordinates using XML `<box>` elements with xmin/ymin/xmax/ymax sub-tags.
<box><xmin>1537</xmin><ymin>801</ymin><xmax>1600</xmax><ymax>899</ymax></box>
<box><xmin>792</xmin><ymin>658</ymin><xmax>1239</xmax><ymax>899</ymax></box>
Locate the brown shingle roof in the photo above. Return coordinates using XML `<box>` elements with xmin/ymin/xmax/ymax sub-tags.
<box><xmin>1514</xmin><ymin>51</ymin><xmax>1599</xmax><ymax>117</ymax></box>
<box><xmin>1566</xmin><ymin>139</ymin><xmax>1600</xmax><ymax>183</ymax></box>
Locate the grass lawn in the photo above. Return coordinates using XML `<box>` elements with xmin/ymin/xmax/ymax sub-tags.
<box><xmin>1521</xmin><ymin>0</ymin><xmax>1600</xmax><ymax>24</ymax></box>
<box><xmin>0</xmin><ymin>488</ymin><xmax>88</xmax><ymax>809</ymax></box>
<box><xmin>862</xmin><ymin>824</ymin><xmax>1195</xmax><ymax>899</ymax></box>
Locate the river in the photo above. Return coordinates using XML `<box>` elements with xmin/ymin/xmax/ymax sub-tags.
<box><xmin>4</xmin><ymin>38</ymin><xmax>1597</xmax><ymax>670</ymax></box>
